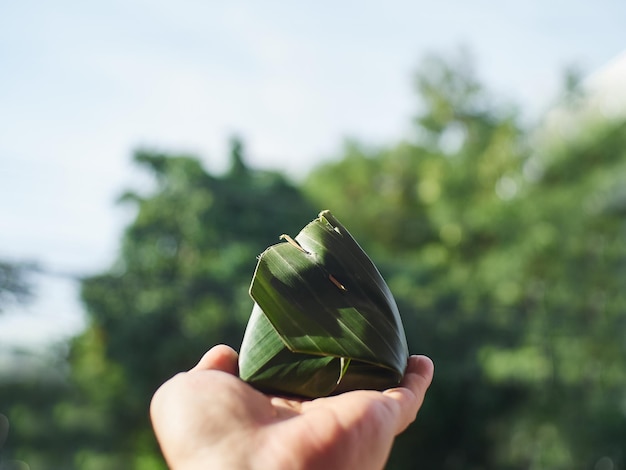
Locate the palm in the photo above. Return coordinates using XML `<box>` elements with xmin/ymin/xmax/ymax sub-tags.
<box><xmin>151</xmin><ymin>345</ymin><xmax>433</xmax><ymax>470</ymax></box>
<box><xmin>231</xmin><ymin>380</ymin><xmax>400</xmax><ymax>470</ymax></box>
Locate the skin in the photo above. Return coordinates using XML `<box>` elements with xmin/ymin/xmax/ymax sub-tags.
<box><xmin>150</xmin><ymin>345</ymin><xmax>434</xmax><ymax>470</ymax></box>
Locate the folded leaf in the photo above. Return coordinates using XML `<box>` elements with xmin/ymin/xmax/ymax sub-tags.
<box><xmin>239</xmin><ymin>210</ymin><xmax>409</xmax><ymax>398</ymax></box>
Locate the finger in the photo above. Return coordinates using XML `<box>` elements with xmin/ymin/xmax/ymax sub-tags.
<box><xmin>401</xmin><ymin>355</ymin><xmax>434</xmax><ymax>389</ymax></box>
<box><xmin>191</xmin><ymin>344</ymin><xmax>239</xmax><ymax>375</ymax></box>
<box><xmin>382</xmin><ymin>355</ymin><xmax>434</xmax><ymax>434</ymax></box>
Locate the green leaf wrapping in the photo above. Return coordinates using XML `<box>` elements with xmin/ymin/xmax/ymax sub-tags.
<box><xmin>238</xmin><ymin>210</ymin><xmax>409</xmax><ymax>398</ymax></box>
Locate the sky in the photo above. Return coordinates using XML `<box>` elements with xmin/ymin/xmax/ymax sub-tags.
<box><xmin>1</xmin><ymin>0</ymin><xmax>625</xmax><ymax>351</ymax></box>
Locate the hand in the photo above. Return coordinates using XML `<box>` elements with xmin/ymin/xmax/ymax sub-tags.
<box><xmin>150</xmin><ymin>345</ymin><xmax>434</xmax><ymax>470</ymax></box>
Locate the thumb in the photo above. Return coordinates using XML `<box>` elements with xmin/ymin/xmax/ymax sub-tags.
<box><xmin>383</xmin><ymin>355</ymin><xmax>434</xmax><ymax>434</ymax></box>
<box><xmin>191</xmin><ymin>344</ymin><xmax>239</xmax><ymax>375</ymax></box>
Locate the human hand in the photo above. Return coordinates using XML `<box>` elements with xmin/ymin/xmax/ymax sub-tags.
<box><xmin>150</xmin><ymin>345</ymin><xmax>434</xmax><ymax>470</ymax></box>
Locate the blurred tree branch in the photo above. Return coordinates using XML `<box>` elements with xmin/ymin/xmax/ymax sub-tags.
<box><xmin>0</xmin><ymin>260</ymin><xmax>38</xmax><ymax>313</ymax></box>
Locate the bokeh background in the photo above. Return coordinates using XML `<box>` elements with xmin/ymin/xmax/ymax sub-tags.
<box><xmin>1</xmin><ymin>2</ymin><xmax>626</xmax><ymax>469</ymax></box>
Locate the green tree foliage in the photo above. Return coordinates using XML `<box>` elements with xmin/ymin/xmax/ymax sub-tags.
<box><xmin>41</xmin><ymin>140</ymin><xmax>316</xmax><ymax>468</ymax></box>
<box><xmin>4</xmin><ymin>53</ymin><xmax>626</xmax><ymax>469</ymax></box>
<box><xmin>304</xmin><ymin>53</ymin><xmax>531</xmax><ymax>468</ymax></box>
<box><xmin>304</xmin><ymin>54</ymin><xmax>626</xmax><ymax>469</ymax></box>
<box><xmin>82</xmin><ymin>139</ymin><xmax>312</xmax><ymax>389</ymax></box>
<box><xmin>487</xmin><ymin>120</ymin><xmax>626</xmax><ymax>469</ymax></box>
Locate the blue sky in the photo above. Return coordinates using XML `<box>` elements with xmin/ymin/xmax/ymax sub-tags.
<box><xmin>1</xmin><ymin>1</ymin><xmax>625</xmax><ymax>350</ymax></box>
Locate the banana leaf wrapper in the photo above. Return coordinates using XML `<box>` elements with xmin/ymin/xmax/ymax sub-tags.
<box><xmin>238</xmin><ymin>210</ymin><xmax>409</xmax><ymax>398</ymax></box>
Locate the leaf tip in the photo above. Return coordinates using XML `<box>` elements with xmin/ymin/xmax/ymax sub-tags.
<box><xmin>317</xmin><ymin>209</ymin><xmax>343</xmax><ymax>234</ymax></box>
<box><xmin>279</xmin><ymin>234</ymin><xmax>310</xmax><ymax>254</ymax></box>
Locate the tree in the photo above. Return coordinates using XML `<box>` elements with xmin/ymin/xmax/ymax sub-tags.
<box><xmin>66</xmin><ymin>140</ymin><xmax>316</xmax><ymax>467</ymax></box>
<box><xmin>7</xmin><ymin>52</ymin><xmax>626</xmax><ymax>469</ymax></box>
<box><xmin>304</xmin><ymin>51</ymin><xmax>530</xmax><ymax>469</ymax></box>
<box><xmin>479</xmin><ymin>118</ymin><xmax>626</xmax><ymax>469</ymax></box>
<box><xmin>304</xmin><ymin>53</ymin><xmax>626</xmax><ymax>469</ymax></box>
